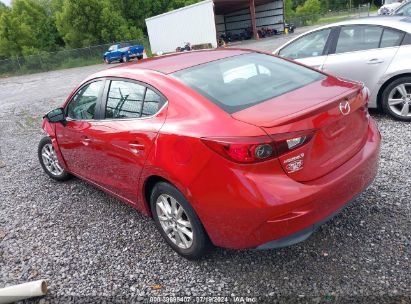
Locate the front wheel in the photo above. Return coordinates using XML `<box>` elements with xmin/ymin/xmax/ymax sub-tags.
<box><xmin>150</xmin><ymin>182</ymin><xmax>210</xmax><ymax>259</ymax></box>
<box><xmin>382</xmin><ymin>77</ymin><xmax>411</xmax><ymax>121</ymax></box>
<box><xmin>38</xmin><ymin>136</ymin><xmax>72</xmax><ymax>181</ymax></box>
<box><xmin>104</xmin><ymin>57</ymin><xmax>110</xmax><ymax>64</ymax></box>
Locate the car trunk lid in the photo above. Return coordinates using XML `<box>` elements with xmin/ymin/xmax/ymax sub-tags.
<box><xmin>231</xmin><ymin>77</ymin><xmax>370</xmax><ymax>181</ymax></box>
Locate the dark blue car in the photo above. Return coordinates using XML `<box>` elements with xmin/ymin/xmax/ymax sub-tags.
<box><xmin>104</xmin><ymin>43</ymin><xmax>145</xmax><ymax>64</ymax></box>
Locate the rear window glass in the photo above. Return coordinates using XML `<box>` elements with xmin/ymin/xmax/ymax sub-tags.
<box><xmin>171</xmin><ymin>53</ymin><xmax>325</xmax><ymax>113</ymax></box>
<box><xmin>380</xmin><ymin>28</ymin><xmax>404</xmax><ymax>48</ymax></box>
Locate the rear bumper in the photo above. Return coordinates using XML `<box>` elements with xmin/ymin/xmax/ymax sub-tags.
<box><xmin>190</xmin><ymin>119</ymin><xmax>381</xmax><ymax>249</ymax></box>
<box><xmin>129</xmin><ymin>53</ymin><xmax>143</xmax><ymax>58</ymax></box>
<box><xmin>255</xmin><ymin>191</ymin><xmax>362</xmax><ymax>250</ymax></box>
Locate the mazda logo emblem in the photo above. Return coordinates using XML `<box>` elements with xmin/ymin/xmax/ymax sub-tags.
<box><xmin>339</xmin><ymin>100</ymin><xmax>351</xmax><ymax>116</ymax></box>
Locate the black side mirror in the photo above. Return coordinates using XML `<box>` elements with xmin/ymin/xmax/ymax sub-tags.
<box><xmin>44</xmin><ymin>108</ymin><xmax>66</xmax><ymax>126</ymax></box>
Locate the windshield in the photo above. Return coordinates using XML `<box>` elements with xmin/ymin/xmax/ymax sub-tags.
<box><xmin>171</xmin><ymin>53</ymin><xmax>325</xmax><ymax>114</ymax></box>
<box><xmin>385</xmin><ymin>0</ymin><xmax>398</xmax><ymax>4</ymax></box>
<box><xmin>395</xmin><ymin>2</ymin><xmax>411</xmax><ymax>14</ymax></box>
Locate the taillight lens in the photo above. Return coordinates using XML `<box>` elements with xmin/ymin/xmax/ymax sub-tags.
<box><xmin>201</xmin><ymin>131</ymin><xmax>314</xmax><ymax>164</ymax></box>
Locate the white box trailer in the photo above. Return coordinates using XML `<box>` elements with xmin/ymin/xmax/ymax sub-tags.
<box><xmin>146</xmin><ymin>0</ymin><xmax>284</xmax><ymax>54</ymax></box>
<box><xmin>146</xmin><ymin>0</ymin><xmax>217</xmax><ymax>54</ymax></box>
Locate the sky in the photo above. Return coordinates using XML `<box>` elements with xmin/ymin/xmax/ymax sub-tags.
<box><xmin>1</xmin><ymin>0</ymin><xmax>10</xmax><ymax>6</ymax></box>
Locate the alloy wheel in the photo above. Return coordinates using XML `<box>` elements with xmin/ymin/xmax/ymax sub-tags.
<box><xmin>388</xmin><ymin>83</ymin><xmax>411</xmax><ymax>118</ymax></box>
<box><xmin>156</xmin><ymin>194</ymin><xmax>194</xmax><ymax>249</ymax></box>
<box><xmin>41</xmin><ymin>143</ymin><xmax>64</xmax><ymax>176</ymax></box>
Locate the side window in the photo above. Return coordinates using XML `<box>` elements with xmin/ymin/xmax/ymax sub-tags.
<box><xmin>402</xmin><ymin>33</ymin><xmax>411</xmax><ymax>46</ymax></box>
<box><xmin>396</xmin><ymin>3</ymin><xmax>411</xmax><ymax>16</ymax></box>
<box><xmin>66</xmin><ymin>81</ymin><xmax>103</xmax><ymax>120</ymax></box>
<box><xmin>380</xmin><ymin>28</ymin><xmax>405</xmax><ymax>48</ymax></box>
<box><xmin>142</xmin><ymin>88</ymin><xmax>163</xmax><ymax>117</ymax></box>
<box><xmin>105</xmin><ymin>80</ymin><xmax>165</xmax><ymax>119</ymax></box>
<box><xmin>336</xmin><ymin>25</ymin><xmax>383</xmax><ymax>54</ymax></box>
<box><xmin>106</xmin><ymin>80</ymin><xmax>145</xmax><ymax>119</ymax></box>
<box><xmin>279</xmin><ymin>29</ymin><xmax>331</xmax><ymax>60</ymax></box>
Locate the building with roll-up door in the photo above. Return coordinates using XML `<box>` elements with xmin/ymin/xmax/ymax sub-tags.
<box><xmin>145</xmin><ymin>0</ymin><xmax>284</xmax><ymax>54</ymax></box>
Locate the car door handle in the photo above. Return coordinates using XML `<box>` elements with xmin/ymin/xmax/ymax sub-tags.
<box><xmin>80</xmin><ymin>136</ymin><xmax>91</xmax><ymax>145</ymax></box>
<box><xmin>366</xmin><ymin>58</ymin><xmax>384</xmax><ymax>64</ymax></box>
<box><xmin>129</xmin><ymin>142</ymin><xmax>145</xmax><ymax>150</ymax></box>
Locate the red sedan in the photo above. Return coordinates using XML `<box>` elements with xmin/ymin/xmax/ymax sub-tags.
<box><xmin>39</xmin><ymin>49</ymin><xmax>381</xmax><ymax>259</ymax></box>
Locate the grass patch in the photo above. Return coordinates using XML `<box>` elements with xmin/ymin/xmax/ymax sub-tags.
<box><xmin>316</xmin><ymin>13</ymin><xmax>358</xmax><ymax>24</ymax></box>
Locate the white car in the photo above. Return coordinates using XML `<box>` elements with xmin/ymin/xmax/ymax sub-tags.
<box><xmin>378</xmin><ymin>0</ymin><xmax>403</xmax><ymax>15</ymax></box>
<box><xmin>274</xmin><ymin>17</ymin><xmax>411</xmax><ymax>121</ymax></box>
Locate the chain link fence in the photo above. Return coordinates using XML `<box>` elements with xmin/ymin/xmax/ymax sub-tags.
<box><xmin>0</xmin><ymin>39</ymin><xmax>147</xmax><ymax>77</ymax></box>
<box><xmin>289</xmin><ymin>4</ymin><xmax>371</xmax><ymax>27</ymax></box>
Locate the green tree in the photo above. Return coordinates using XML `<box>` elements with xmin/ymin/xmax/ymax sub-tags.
<box><xmin>55</xmin><ymin>0</ymin><xmax>143</xmax><ymax>48</ymax></box>
<box><xmin>100</xmin><ymin>5</ymin><xmax>143</xmax><ymax>43</ymax></box>
<box><xmin>284</xmin><ymin>0</ymin><xmax>295</xmax><ymax>22</ymax></box>
<box><xmin>110</xmin><ymin>0</ymin><xmax>158</xmax><ymax>32</ymax></box>
<box><xmin>114</xmin><ymin>0</ymin><xmax>201</xmax><ymax>30</ymax></box>
<box><xmin>295</xmin><ymin>0</ymin><xmax>321</xmax><ymax>24</ymax></box>
<box><xmin>0</xmin><ymin>0</ymin><xmax>59</xmax><ymax>57</ymax></box>
<box><xmin>0</xmin><ymin>2</ymin><xmax>7</xmax><ymax>12</ymax></box>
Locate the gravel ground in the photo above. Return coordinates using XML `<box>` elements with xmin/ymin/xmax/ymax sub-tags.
<box><xmin>0</xmin><ymin>57</ymin><xmax>410</xmax><ymax>303</ymax></box>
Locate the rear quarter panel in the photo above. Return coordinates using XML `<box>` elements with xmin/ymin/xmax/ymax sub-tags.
<box><xmin>131</xmin><ymin>71</ymin><xmax>266</xmax><ymax>217</ymax></box>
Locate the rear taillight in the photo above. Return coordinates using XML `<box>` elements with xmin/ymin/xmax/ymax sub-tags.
<box><xmin>201</xmin><ymin>131</ymin><xmax>314</xmax><ymax>164</ymax></box>
<box><xmin>127</xmin><ymin>48</ymin><xmax>131</xmax><ymax>53</ymax></box>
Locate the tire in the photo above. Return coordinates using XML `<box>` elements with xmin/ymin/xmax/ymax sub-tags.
<box><xmin>150</xmin><ymin>182</ymin><xmax>210</xmax><ymax>259</ymax></box>
<box><xmin>381</xmin><ymin>76</ymin><xmax>411</xmax><ymax>121</ymax></box>
<box><xmin>104</xmin><ymin>57</ymin><xmax>110</xmax><ymax>64</ymax></box>
<box><xmin>38</xmin><ymin>136</ymin><xmax>72</xmax><ymax>181</ymax></box>
<box><xmin>121</xmin><ymin>55</ymin><xmax>128</xmax><ymax>63</ymax></box>
<box><xmin>137</xmin><ymin>55</ymin><xmax>143</xmax><ymax>60</ymax></box>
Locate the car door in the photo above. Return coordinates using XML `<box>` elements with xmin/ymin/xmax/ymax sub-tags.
<box><xmin>322</xmin><ymin>25</ymin><xmax>403</xmax><ymax>93</ymax></box>
<box><xmin>83</xmin><ymin>78</ymin><xmax>167</xmax><ymax>203</ymax></box>
<box><xmin>109</xmin><ymin>45</ymin><xmax>120</xmax><ymax>61</ymax></box>
<box><xmin>55</xmin><ymin>79</ymin><xmax>105</xmax><ymax>181</ymax></box>
<box><xmin>277</xmin><ymin>28</ymin><xmax>334</xmax><ymax>70</ymax></box>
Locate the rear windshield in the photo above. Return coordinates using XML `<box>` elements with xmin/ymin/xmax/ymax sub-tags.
<box><xmin>171</xmin><ymin>53</ymin><xmax>326</xmax><ymax>113</ymax></box>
